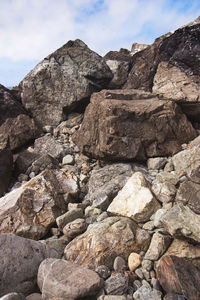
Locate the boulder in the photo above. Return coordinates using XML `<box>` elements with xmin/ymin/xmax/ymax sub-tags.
<box><xmin>156</xmin><ymin>255</ymin><xmax>200</xmax><ymax>300</ymax></box>
<box><xmin>73</xmin><ymin>89</ymin><xmax>196</xmax><ymax>160</ymax></box>
<box><xmin>19</xmin><ymin>39</ymin><xmax>113</xmax><ymax>128</ymax></box>
<box><xmin>104</xmin><ymin>273</ymin><xmax>128</xmax><ymax>295</ymax></box>
<box><xmin>162</xmin><ymin>239</ymin><xmax>200</xmax><ymax>260</ymax></box>
<box><xmin>0</xmin><ymin>138</ymin><xmax>13</xmax><ymax>196</ymax></box>
<box><xmin>0</xmin><ymin>84</ymin><xmax>36</xmax><ymax>150</ymax></box>
<box><xmin>105</xmin><ymin>60</ymin><xmax>130</xmax><ymax>89</ymax></box>
<box><xmin>0</xmin><ymin>234</ymin><xmax>60</xmax><ymax>297</ymax></box>
<box><xmin>0</xmin><ymin>170</ymin><xmax>66</xmax><ymax>239</ymax></box>
<box><xmin>64</xmin><ymin>216</ymin><xmax>150</xmax><ymax>269</ymax></box>
<box><xmin>15</xmin><ymin>150</ymin><xmax>40</xmax><ymax>175</ymax></box>
<box><xmin>144</xmin><ymin>232</ymin><xmax>172</xmax><ymax>261</ymax></box>
<box><xmin>133</xmin><ymin>285</ymin><xmax>162</xmax><ymax>300</ymax></box>
<box><xmin>37</xmin><ymin>258</ymin><xmax>103</xmax><ymax>299</ymax></box>
<box><xmin>107</xmin><ymin>172</ymin><xmax>160</xmax><ymax>222</ymax></box>
<box><xmin>130</xmin><ymin>42</ymin><xmax>149</xmax><ymax>55</ymax></box>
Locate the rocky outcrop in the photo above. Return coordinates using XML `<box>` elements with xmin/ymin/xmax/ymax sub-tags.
<box><xmin>73</xmin><ymin>89</ymin><xmax>196</xmax><ymax>161</ymax></box>
<box><xmin>0</xmin><ymin>234</ymin><xmax>60</xmax><ymax>296</ymax></box>
<box><xmin>130</xmin><ymin>43</ymin><xmax>149</xmax><ymax>55</ymax></box>
<box><xmin>19</xmin><ymin>39</ymin><xmax>113</xmax><ymax>128</ymax></box>
<box><xmin>0</xmin><ymin>137</ymin><xmax>13</xmax><ymax>196</ymax></box>
<box><xmin>64</xmin><ymin>216</ymin><xmax>150</xmax><ymax>269</ymax></box>
<box><xmin>0</xmin><ymin>84</ymin><xmax>36</xmax><ymax>150</ymax></box>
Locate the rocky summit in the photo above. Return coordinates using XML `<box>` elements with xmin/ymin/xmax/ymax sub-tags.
<box><xmin>1</xmin><ymin>17</ymin><xmax>200</xmax><ymax>300</ymax></box>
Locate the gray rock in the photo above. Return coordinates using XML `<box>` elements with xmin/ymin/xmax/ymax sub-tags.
<box><xmin>0</xmin><ymin>293</ymin><xmax>25</xmax><ymax>300</ymax></box>
<box><xmin>106</xmin><ymin>59</ymin><xmax>130</xmax><ymax>89</ymax></box>
<box><xmin>144</xmin><ymin>232</ymin><xmax>172</xmax><ymax>261</ymax></box>
<box><xmin>85</xmin><ymin>206</ymin><xmax>102</xmax><ymax>218</ymax></box>
<box><xmin>98</xmin><ymin>296</ymin><xmax>127</xmax><ymax>300</ymax></box>
<box><xmin>113</xmin><ymin>256</ymin><xmax>126</xmax><ymax>272</ymax></box>
<box><xmin>63</xmin><ymin>218</ymin><xmax>87</xmax><ymax>239</ymax></box>
<box><xmin>0</xmin><ymin>234</ymin><xmax>60</xmax><ymax>297</ymax></box>
<box><xmin>26</xmin><ymin>154</ymin><xmax>59</xmax><ymax>176</ymax></box>
<box><xmin>62</xmin><ymin>154</ymin><xmax>74</xmax><ymax>165</ymax></box>
<box><xmin>164</xmin><ymin>293</ymin><xmax>186</xmax><ymax>300</ymax></box>
<box><xmin>133</xmin><ymin>286</ymin><xmax>162</xmax><ymax>300</ymax></box>
<box><xmin>56</xmin><ymin>208</ymin><xmax>83</xmax><ymax>230</ymax></box>
<box><xmin>0</xmin><ymin>138</ymin><xmax>13</xmax><ymax>197</ymax></box>
<box><xmin>141</xmin><ymin>260</ymin><xmax>153</xmax><ymax>272</ymax></box>
<box><xmin>153</xmin><ymin>209</ymin><xmax>168</xmax><ymax>228</ymax></box>
<box><xmin>25</xmin><ymin>294</ymin><xmax>42</xmax><ymax>300</ymax></box>
<box><xmin>104</xmin><ymin>273</ymin><xmax>128</xmax><ymax>295</ymax></box>
<box><xmin>176</xmin><ymin>180</ymin><xmax>200</xmax><ymax>214</ymax></box>
<box><xmin>95</xmin><ymin>265</ymin><xmax>111</xmax><ymax>280</ymax></box>
<box><xmin>40</xmin><ymin>237</ymin><xmax>68</xmax><ymax>257</ymax></box>
<box><xmin>20</xmin><ymin>39</ymin><xmax>113</xmax><ymax>128</ymax></box>
<box><xmin>37</xmin><ymin>258</ymin><xmax>103</xmax><ymax>299</ymax></box>
<box><xmin>147</xmin><ymin>157</ymin><xmax>168</xmax><ymax>170</ymax></box>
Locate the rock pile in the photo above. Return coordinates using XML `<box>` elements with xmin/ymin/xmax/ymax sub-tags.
<box><xmin>1</xmin><ymin>17</ymin><xmax>200</xmax><ymax>300</ymax></box>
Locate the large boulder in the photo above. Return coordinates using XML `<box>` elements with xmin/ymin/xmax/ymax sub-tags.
<box><xmin>64</xmin><ymin>216</ymin><xmax>150</xmax><ymax>269</ymax></box>
<box><xmin>19</xmin><ymin>39</ymin><xmax>113</xmax><ymax>128</ymax></box>
<box><xmin>0</xmin><ymin>234</ymin><xmax>60</xmax><ymax>297</ymax></box>
<box><xmin>0</xmin><ymin>84</ymin><xmax>36</xmax><ymax>150</ymax></box>
<box><xmin>73</xmin><ymin>89</ymin><xmax>196</xmax><ymax>161</ymax></box>
<box><xmin>0</xmin><ymin>137</ymin><xmax>13</xmax><ymax>196</ymax></box>
<box><xmin>0</xmin><ymin>170</ymin><xmax>67</xmax><ymax>239</ymax></box>
<box><xmin>37</xmin><ymin>258</ymin><xmax>103</xmax><ymax>299</ymax></box>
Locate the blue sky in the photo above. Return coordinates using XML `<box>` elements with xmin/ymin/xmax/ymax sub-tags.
<box><xmin>0</xmin><ymin>0</ymin><xmax>200</xmax><ymax>87</ymax></box>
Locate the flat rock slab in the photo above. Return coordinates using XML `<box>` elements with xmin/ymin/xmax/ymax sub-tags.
<box><xmin>37</xmin><ymin>258</ymin><xmax>103</xmax><ymax>299</ymax></box>
<box><xmin>64</xmin><ymin>216</ymin><xmax>150</xmax><ymax>269</ymax></box>
<box><xmin>73</xmin><ymin>89</ymin><xmax>196</xmax><ymax>161</ymax></box>
<box><xmin>0</xmin><ymin>234</ymin><xmax>60</xmax><ymax>297</ymax></box>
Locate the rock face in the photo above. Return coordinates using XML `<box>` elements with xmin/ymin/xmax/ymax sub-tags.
<box><xmin>0</xmin><ymin>84</ymin><xmax>36</xmax><ymax>150</ymax></box>
<box><xmin>0</xmin><ymin>170</ymin><xmax>66</xmax><ymax>239</ymax></box>
<box><xmin>64</xmin><ymin>216</ymin><xmax>150</xmax><ymax>269</ymax></box>
<box><xmin>0</xmin><ymin>138</ymin><xmax>13</xmax><ymax>197</ymax></box>
<box><xmin>0</xmin><ymin>234</ymin><xmax>60</xmax><ymax>297</ymax></box>
<box><xmin>19</xmin><ymin>39</ymin><xmax>113</xmax><ymax>128</ymax></box>
<box><xmin>73</xmin><ymin>89</ymin><xmax>196</xmax><ymax>160</ymax></box>
<box><xmin>107</xmin><ymin>172</ymin><xmax>160</xmax><ymax>222</ymax></box>
<box><xmin>37</xmin><ymin>258</ymin><xmax>103</xmax><ymax>299</ymax></box>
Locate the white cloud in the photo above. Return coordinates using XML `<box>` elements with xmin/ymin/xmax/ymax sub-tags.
<box><xmin>0</xmin><ymin>0</ymin><xmax>200</xmax><ymax>61</ymax></box>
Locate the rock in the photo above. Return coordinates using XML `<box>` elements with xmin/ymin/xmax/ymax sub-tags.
<box><xmin>26</xmin><ymin>154</ymin><xmax>59</xmax><ymax>177</ymax></box>
<box><xmin>84</xmin><ymin>163</ymin><xmax>141</xmax><ymax>208</ymax></box>
<box><xmin>113</xmin><ymin>256</ymin><xmax>126</xmax><ymax>272</ymax></box>
<box><xmin>152</xmin><ymin>171</ymin><xmax>179</xmax><ymax>203</ymax></box>
<box><xmin>130</xmin><ymin>43</ymin><xmax>149</xmax><ymax>55</ymax></box>
<box><xmin>0</xmin><ymin>293</ymin><xmax>25</xmax><ymax>300</ymax></box>
<box><xmin>56</xmin><ymin>208</ymin><xmax>83</xmax><ymax>230</ymax></box>
<box><xmin>85</xmin><ymin>206</ymin><xmax>102</xmax><ymax>218</ymax></box>
<box><xmin>0</xmin><ymin>234</ymin><xmax>60</xmax><ymax>297</ymax></box>
<box><xmin>26</xmin><ymin>294</ymin><xmax>42</xmax><ymax>300</ymax></box>
<box><xmin>40</xmin><ymin>237</ymin><xmax>68</xmax><ymax>257</ymax></box>
<box><xmin>98</xmin><ymin>296</ymin><xmax>127</xmax><ymax>300</ymax></box>
<box><xmin>105</xmin><ymin>60</ymin><xmax>130</xmax><ymax>89</ymax></box>
<box><xmin>73</xmin><ymin>89</ymin><xmax>196</xmax><ymax>160</ymax></box>
<box><xmin>165</xmin><ymin>239</ymin><xmax>200</xmax><ymax>259</ymax></box>
<box><xmin>0</xmin><ymin>170</ymin><xmax>66</xmax><ymax>240</ymax></box>
<box><xmin>37</xmin><ymin>258</ymin><xmax>103</xmax><ymax>299</ymax></box>
<box><xmin>133</xmin><ymin>285</ymin><xmax>162</xmax><ymax>300</ymax></box>
<box><xmin>107</xmin><ymin>172</ymin><xmax>160</xmax><ymax>223</ymax></box>
<box><xmin>95</xmin><ymin>265</ymin><xmax>111</xmax><ymax>280</ymax></box>
<box><xmin>0</xmin><ymin>138</ymin><xmax>13</xmax><ymax>196</ymax></box>
<box><xmin>64</xmin><ymin>216</ymin><xmax>150</xmax><ymax>269</ymax></box>
<box><xmin>142</xmin><ymin>259</ymin><xmax>153</xmax><ymax>271</ymax></box>
<box><xmin>164</xmin><ymin>293</ymin><xmax>186</xmax><ymax>300</ymax></box>
<box><xmin>62</xmin><ymin>154</ymin><xmax>74</xmax><ymax>165</ymax></box>
<box><xmin>156</xmin><ymin>255</ymin><xmax>200</xmax><ymax>300</ymax></box>
<box><xmin>147</xmin><ymin>157</ymin><xmax>168</xmax><ymax>170</ymax></box>
<box><xmin>63</xmin><ymin>218</ymin><xmax>87</xmax><ymax>239</ymax></box>
<box><xmin>161</xmin><ymin>204</ymin><xmax>200</xmax><ymax>244</ymax></box>
<box><xmin>15</xmin><ymin>150</ymin><xmax>40</xmax><ymax>175</ymax></box>
<box><xmin>176</xmin><ymin>180</ymin><xmax>200</xmax><ymax>214</ymax></box>
<box><xmin>0</xmin><ymin>84</ymin><xmax>36</xmax><ymax>151</ymax></box>
<box><xmin>153</xmin><ymin>208</ymin><xmax>168</xmax><ymax>228</ymax></box>
<box><xmin>104</xmin><ymin>273</ymin><xmax>128</xmax><ymax>295</ymax></box>
<box><xmin>19</xmin><ymin>39</ymin><xmax>113</xmax><ymax>128</ymax></box>
<box><xmin>128</xmin><ymin>253</ymin><xmax>142</xmax><ymax>271</ymax></box>
<box><xmin>144</xmin><ymin>232</ymin><xmax>172</xmax><ymax>261</ymax></box>
<box><xmin>34</xmin><ymin>135</ymin><xmax>66</xmax><ymax>161</ymax></box>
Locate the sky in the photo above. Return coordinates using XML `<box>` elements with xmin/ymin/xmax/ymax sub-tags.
<box><xmin>1</xmin><ymin>0</ymin><xmax>200</xmax><ymax>87</ymax></box>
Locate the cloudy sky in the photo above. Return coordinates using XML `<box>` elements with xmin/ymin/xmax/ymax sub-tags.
<box><xmin>1</xmin><ymin>0</ymin><xmax>200</xmax><ymax>87</ymax></box>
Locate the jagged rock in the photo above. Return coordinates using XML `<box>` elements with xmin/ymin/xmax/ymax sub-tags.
<box><xmin>15</xmin><ymin>150</ymin><xmax>40</xmax><ymax>175</ymax></box>
<box><xmin>56</xmin><ymin>208</ymin><xmax>83</xmax><ymax>230</ymax></box>
<box><xmin>164</xmin><ymin>294</ymin><xmax>186</xmax><ymax>300</ymax></box>
<box><xmin>176</xmin><ymin>180</ymin><xmax>200</xmax><ymax>214</ymax></box>
<box><xmin>104</xmin><ymin>273</ymin><xmax>128</xmax><ymax>295</ymax></box>
<box><xmin>73</xmin><ymin>89</ymin><xmax>196</xmax><ymax>160</ymax></box>
<box><xmin>147</xmin><ymin>157</ymin><xmax>168</xmax><ymax>170</ymax></box>
<box><xmin>162</xmin><ymin>239</ymin><xmax>200</xmax><ymax>260</ymax></box>
<box><xmin>133</xmin><ymin>285</ymin><xmax>162</xmax><ymax>300</ymax></box>
<box><xmin>37</xmin><ymin>258</ymin><xmax>103</xmax><ymax>299</ymax></box>
<box><xmin>0</xmin><ymin>170</ymin><xmax>67</xmax><ymax>239</ymax></box>
<box><xmin>105</xmin><ymin>60</ymin><xmax>130</xmax><ymax>89</ymax></box>
<box><xmin>0</xmin><ymin>138</ymin><xmax>13</xmax><ymax>197</ymax></box>
<box><xmin>130</xmin><ymin>42</ymin><xmax>149</xmax><ymax>55</ymax></box>
<box><xmin>0</xmin><ymin>234</ymin><xmax>60</xmax><ymax>297</ymax></box>
<box><xmin>19</xmin><ymin>39</ymin><xmax>113</xmax><ymax>128</ymax></box>
<box><xmin>64</xmin><ymin>216</ymin><xmax>150</xmax><ymax>269</ymax></box>
<box><xmin>84</xmin><ymin>163</ymin><xmax>141</xmax><ymax>208</ymax></box>
<box><xmin>63</xmin><ymin>218</ymin><xmax>87</xmax><ymax>239</ymax></box>
<box><xmin>160</xmin><ymin>204</ymin><xmax>200</xmax><ymax>244</ymax></box>
<box><xmin>156</xmin><ymin>255</ymin><xmax>200</xmax><ymax>300</ymax></box>
<box><xmin>95</xmin><ymin>265</ymin><xmax>111</xmax><ymax>280</ymax></box>
<box><xmin>26</xmin><ymin>154</ymin><xmax>59</xmax><ymax>177</ymax></box>
<box><xmin>144</xmin><ymin>232</ymin><xmax>172</xmax><ymax>261</ymax></box>
<box><xmin>107</xmin><ymin>172</ymin><xmax>160</xmax><ymax>222</ymax></box>
<box><xmin>0</xmin><ymin>84</ymin><xmax>36</xmax><ymax>150</ymax></box>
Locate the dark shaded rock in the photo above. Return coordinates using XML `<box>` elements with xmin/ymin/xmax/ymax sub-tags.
<box><xmin>0</xmin><ymin>137</ymin><xmax>13</xmax><ymax>196</ymax></box>
<box><xmin>104</xmin><ymin>273</ymin><xmax>128</xmax><ymax>295</ymax></box>
<box><xmin>0</xmin><ymin>234</ymin><xmax>60</xmax><ymax>297</ymax></box>
<box><xmin>15</xmin><ymin>150</ymin><xmax>40</xmax><ymax>175</ymax></box>
<box><xmin>73</xmin><ymin>89</ymin><xmax>196</xmax><ymax>161</ymax></box>
<box><xmin>157</xmin><ymin>255</ymin><xmax>200</xmax><ymax>300</ymax></box>
<box><xmin>19</xmin><ymin>39</ymin><xmax>113</xmax><ymax>128</ymax></box>
<box><xmin>176</xmin><ymin>180</ymin><xmax>200</xmax><ymax>214</ymax></box>
<box><xmin>26</xmin><ymin>154</ymin><xmax>59</xmax><ymax>176</ymax></box>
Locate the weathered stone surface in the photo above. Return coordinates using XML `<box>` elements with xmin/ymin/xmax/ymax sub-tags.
<box><xmin>26</xmin><ymin>154</ymin><xmax>59</xmax><ymax>177</ymax></box>
<box><xmin>104</xmin><ymin>273</ymin><xmax>128</xmax><ymax>295</ymax></box>
<box><xmin>156</xmin><ymin>255</ymin><xmax>200</xmax><ymax>300</ymax></box>
<box><xmin>19</xmin><ymin>39</ymin><xmax>113</xmax><ymax>128</ymax></box>
<box><xmin>164</xmin><ymin>293</ymin><xmax>186</xmax><ymax>300</ymax></box>
<box><xmin>147</xmin><ymin>157</ymin><xmax>168</xmax><ymax>170</ymax></box>
<box><xmin>34</xmin><ymin>135</ymin><xmax>66</xmax><ymax>160</ymax></box>
<box><xmin>144</xmin><ymin>232</ymin><xmax>172</xmax><ymax>261</ymax></box>
<box><xmin>98</xmin><ymin>296</ymin><xmax>127</xmax><ymax>300</ymax></box>
<box><xmin>0</xmin><ymin>234</ymin><xmax>60</xmax><ymax>297</ymax></box>
<box><xmin>0</xmin><ymin>293</ymin><xmax>26</xmax><ymax>300</ymax></box>
<box><xmin>161</xmin><ymin>204</ymin><xmax>200</xmax><ymax>244</ymax></box>
<box><xmin>56</xmin><ymin>208</ymin><xmax>83</xmax><ymax>230</ymax></box>
<box><xmin>0</xmin><ymin>84</ymin><xmax>36</xmax><ymax>150</ymax></box>
<box><xmin>133</xmin><ymin>285</ymin><xmax>162</xmax><ymax>300</ymax></box>
<box><xmin>0</xmin><ymin>170</ymin><xmax>66</xmax><ymax>240</ymax></box>
<box><xmin>176</xmin><ymin>180</ymin><xmax>200</xmax><ymax>214</ymax></box>
<box><xmin>131</xmin><ymin>43</ymin><xmax>149</xmax><ymax>55</ymax></box>
<box><xmin>113</xmin><ymin>256</ymin><xmax>126</xmax><ymax>272</ymax></box>
<box><xmin>84</xmin><ymin>163</ymin><xmax>140</xmax><ymax>207</ymax></box>
<box><xmin>63</xmin><ymin>218</ymin><xmax>87</xmax><ymax>239</ymax></box>
<box><xmin>15</xmin><ymin>150</ymin><xmax>40</xmax><ymax>175</ymax></box>
<box><xmin>64</xmin><ymin>216</ymin><xmax>150</xmax><ymax>269</ymax></box>
<box><xmin>0</xmin><ymin>138</ymin><xmax>13</xmax><ymax>197</ymax></box>
<box><xmin>95</xmin><ymin>265</ymin><xmax>111</xmax><ymax>280</ymax></box>
<box><xmin>26</xmin><ymin>294</ymin><xmax>42</xmax><ymax>300</ymax></box>
<box><xmin>128</xmin><ymin>253</ymin><xmax>142</xmax><ymax>271</ymax></box>
<box><xmin>163</xmin><ymin>239</ymin><xmax>200</xmax><ymax>260</ymax></box>
<box><xmin>106</xmin><ymin>60</ymin><xmax>130</xmax><ymax>89</ymax></box>
<box><xmin>73</xmin><ymin>89</ymin><xmax>196</xmax><ymax>160</ymax></box>
<box><xmin>107</xmin><ymin>172</ymin><xmax>160</xmax><ymax>222</ymax></box>
<box><xmin>37</xmin><ymin>258</ymin><xmax>103</xmax><ymax>299</ymax></box>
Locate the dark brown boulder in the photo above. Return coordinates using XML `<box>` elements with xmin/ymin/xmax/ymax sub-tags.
<box><xmin>0</xmin><ymin>137</ymin><xmax>13</xmax><ymax>196</ymax></box>
<box><xmin>73</xmin><ymin>89</ymin><xmax>196</xmax><ymax>161</ymax></box>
